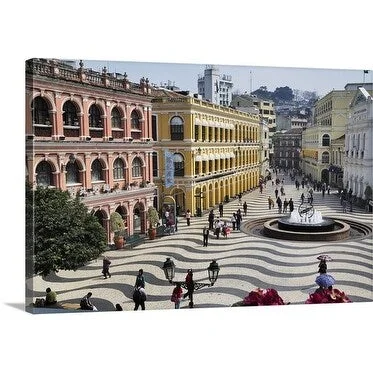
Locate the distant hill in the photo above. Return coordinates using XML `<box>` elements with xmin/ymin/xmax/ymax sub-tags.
<box><xmin>251</xmin><ymin>85</ymin><xmax>318</xmax><ymax>106</ymax></box>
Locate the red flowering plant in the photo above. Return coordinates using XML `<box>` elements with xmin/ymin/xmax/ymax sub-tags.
<box><xmin>231</xmin><ymin>288</ymin><xmax>287</xmax><ymax>307</ymax></box>
<box><xmin>306</xmin><ymin>288</ymin><xmax>352</xmax><ymax>304</ymax></box>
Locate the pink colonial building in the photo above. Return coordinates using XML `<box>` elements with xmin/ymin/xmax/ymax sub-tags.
<box><xmin>25</xmin><ymin>58</ymin><xmax>157</xmax><ymax>243</ymax></box>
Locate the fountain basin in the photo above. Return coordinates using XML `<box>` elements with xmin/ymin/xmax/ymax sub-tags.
<box><xmin>278</xmin><ymin>217</ymin><xmax>335</xmax><ymax>232</ymax></box>
<box><xmin>263</xmin><ymin>218</ymin><xmax>350</xmax><ymax>241</ymax></box>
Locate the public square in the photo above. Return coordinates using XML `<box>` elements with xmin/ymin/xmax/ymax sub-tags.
<box><xmin>27</xmin><ymin>173</ymin><xmax>373</xmax><ymax>312</ymax></box>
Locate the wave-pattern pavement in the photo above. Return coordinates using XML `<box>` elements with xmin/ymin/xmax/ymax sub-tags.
<box><xmin>27</xmin><ymin>175</ymin><xmax>373</xmax><ymax>312</ymax></box>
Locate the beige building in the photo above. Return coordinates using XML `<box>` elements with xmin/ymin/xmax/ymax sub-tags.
<box><xmin>301</xmin><ymin>83</ymin><xmax>373</xmax><ymax>184</ymax></box>
<box><xmin>151</xmin><ymin>90</ymin><xmax>261</xmax><ymax>217</ymax></box>
<box><xmin>231</xmin><ymin>94</ymin><xmax>273</xmax><ymax>173</ymax></box>
<box><xmin>344</xmin><ymin>86</ymin><xmax>373</xmax><ymax>204</ymax></box>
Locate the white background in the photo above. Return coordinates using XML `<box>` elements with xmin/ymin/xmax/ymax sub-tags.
<box><xmin>1</xmin><ymin>1</ymin><xmax>372</xmax><ymax>372</ymax></box>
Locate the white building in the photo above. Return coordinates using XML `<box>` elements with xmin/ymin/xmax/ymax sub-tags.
<box><xmin>197</xmin><ymin>65</ymin><xmax>233</xmax><ymax>106</ymax></box>
<box><xmin>344</xmin><ymin>86</ymin><xmax>373</xmax><ymax>204</ymax></box>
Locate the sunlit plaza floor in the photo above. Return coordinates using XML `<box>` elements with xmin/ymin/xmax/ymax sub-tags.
<box><xmin>26</xmin><ymin>174</ymin><xmax>373</xmax><ymax>313</ymax></box>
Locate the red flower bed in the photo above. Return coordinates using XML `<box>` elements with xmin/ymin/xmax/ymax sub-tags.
<box><xmin>243</xmin><ymin>288</ymin><xmax>286</xmax><ymax>306</ymax></box>
<box><xmin>306</xmin><ymin>288</ymin><xmax>352</xmax><ymax>304</ymax></box>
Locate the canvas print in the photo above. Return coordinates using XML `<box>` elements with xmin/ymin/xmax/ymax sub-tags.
<box><xmin>25</xmin><ymin>58</ymin><xmax>373</xmax><ymax>313</ymax></box>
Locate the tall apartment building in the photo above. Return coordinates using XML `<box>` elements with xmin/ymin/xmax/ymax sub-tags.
<box><xmin>301</xmin><ymin>83</ymin><xmax>373</xmax><ymax>184</ymax></box>
<box><xmin>272</xmin><ymin>128</ymin><xmax>303</xmax><ymax>171</ymax></box>
<box><xmin>25</xmin><ymin>59</ymin><xmax>156</xmax><ymax>243</ymax></box>
<box><xmin>197</xmin><ymin>65</ymin><xmax>233</xmax><ymax>106</ymax></box>
<box><xmin>151</xmin><ymin>90</ymin><xmax>261</xmax><ymax>216</ymax></box>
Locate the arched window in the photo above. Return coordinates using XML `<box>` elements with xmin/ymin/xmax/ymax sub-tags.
<box><xmin>91</xmin><ymin>159</ymin><xmax>103</xmax><ymax>181</ymax></box>
<box><xmin>32</xmin><ymin>97</ymin><xmax>50</xmax><ymax>125</ymax></box>
<box><xmin>174</xmin><ymin>153</ymin><xmax>184</xmax><ymax>176</ymax></box>
<box><xmin>321</xmin><ymin>151</ymin><xmax>330</xmax><ymax>164</ymax></box>
<box><xmin>89</xmin><ymin>104</ymin><xmax>102</xmax><ymax>128</ymax></box>
<box><xmin>113</xmin><ymin>158</ymin><xmax>125</xmax><ymax>180</ymax></box>
<box><xmin>63</xmin><ymin>101</ymin><xmax>78</xmax><ymax>126</ymax></box>
<box><xmin>36</xmin><ymin>161</ymin><xmax>52</xmax><ymax>186</ymax></box>
<box><xmin>66</xmin><ymin>162</ymin><xmax>80</xmax><ymax>184</ymax></box>
<box><xmin>170</xmin><ymin>116</ymin><xmax>184</xmax><ymax>140</ymax></box>
<box><xmin>132</xmin><ymin>157</ymin><xmax>142</xmax><ymax>178</ymax></box>
<box><xmin>131</xmin><ymin>110</ymin><xmax>140</xmax><ymax>129</ymax></box>
<box><xmin>111</xmin><ymin>107</ymin><xmax>122</xmax><ymax>128</ymax></box>
<box><xmin>322</xmin><ymin>134</ymin><xmax>330</xmax><ymax>146</ymax></box>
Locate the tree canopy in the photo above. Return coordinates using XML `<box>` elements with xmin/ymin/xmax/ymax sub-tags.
<box><xmin>26</xmin><ymin>184</ymin><xmax>107</xmax><ymax>277</ymax></box>
<box><xmin>250</xmin><ymin>85</ymin><xmax>297</xmax><ymax>103</ymax></box>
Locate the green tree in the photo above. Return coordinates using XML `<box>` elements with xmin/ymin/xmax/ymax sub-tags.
<box><xmin>273</xmin><ymin>86</ymin><xmax>294</xmax><ymax>102</ymax></box>
<box><xmin>27</xmin><ymin>185</ymin><xmax>107</xmax><ymax>277</ymax></box>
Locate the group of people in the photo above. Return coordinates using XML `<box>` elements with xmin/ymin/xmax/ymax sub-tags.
<box><xmin>275</xmin><ymin>197</ymin><xmax>294</xmax><ymax>213</ymax></box>
<box><xmin>206</xmin><ymin>206</ymin><xmax>245</xmax><ymax>243</ymax></box>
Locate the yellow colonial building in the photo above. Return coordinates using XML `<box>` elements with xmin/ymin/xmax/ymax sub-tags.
<box><xmin>151</xmin><ymin>90</ymin><xmax>261</xmax><ymax>217</ymax></box>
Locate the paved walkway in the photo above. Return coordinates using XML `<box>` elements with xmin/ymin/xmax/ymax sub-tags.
<box><xmin>27</xmin><ymin>174</ymin><xmax>373</xmax><ymax>312</ymax></box>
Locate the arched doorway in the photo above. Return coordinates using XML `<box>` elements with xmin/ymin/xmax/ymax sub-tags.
<box><xmin>93</xmin><ymin>209</ymin><xmax>109</xmax><ymax>241</ymax></box>
<box><xmin>172</xmin><ymin>188</ymin><xmax>185</xmax><ymax>216</ymax></box>
<box><xmin>133</xmin><ymin>202</ymin><xmax>145</xmax><ymax>233</ymax></box>
<box><xmin>321</xmin><ymin>169</ymin><xmax>329</xmax><ymax>184</ymax></box>
<box><xmin>115</xmin><ymin>205</ymin><xmax>128</xmax><ymax>237</ymax></box>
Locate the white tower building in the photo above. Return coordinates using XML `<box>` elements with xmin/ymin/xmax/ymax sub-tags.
<box><xmin>198</xmin><ymin>65</ymin><xmax>233</xmax><ymax>106</ymax></box>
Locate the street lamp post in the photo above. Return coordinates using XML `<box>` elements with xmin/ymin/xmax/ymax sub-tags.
<box><xmin>162</xmin><ymin>257</ymin><xmax>220</xmax><ymax>308</ymax></box>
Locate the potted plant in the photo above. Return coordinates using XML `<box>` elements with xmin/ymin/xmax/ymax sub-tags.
<box><xmin>147</xmin><ymin>206</ymin><xmax>159</xmax><ymax>240</ymax></box>
<box><xmin>110</xmin><ymin>212</ymin><xmax>125</xmax><ymax>249</ymax></box>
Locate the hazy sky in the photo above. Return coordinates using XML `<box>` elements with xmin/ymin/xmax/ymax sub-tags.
<box><xmin>80</xmin><ymin>59</ymin><xmax>372</xmax><ymax>98</ymax></box>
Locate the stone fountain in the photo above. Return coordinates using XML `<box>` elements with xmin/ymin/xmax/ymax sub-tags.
<box><xmin>262</xmin><ymin>203</ymin><xmax>350</xmax><ymax>241</ymax></box>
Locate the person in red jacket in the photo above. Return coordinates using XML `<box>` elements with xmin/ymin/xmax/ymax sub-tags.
<box><xmin>183</xmin><ymin>269</ymin><xmax>194</xmax><ymax>307</ymax></box>
<box><xmin>171</xmin><ymin>283</ymin><xmax>183</xmax><ymax>309</ymax></box>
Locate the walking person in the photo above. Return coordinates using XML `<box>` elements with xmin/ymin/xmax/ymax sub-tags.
<box><xmin>243</xmin><ymin>201</ymin><xmax>248</xmax><ymax>216</ymax></box>
<box><xmin>202</xmin><ymin>226</ymin><xmax>209</xmax><ymax>247</ymax></box>
<box><xmin>171</xmin><ymin>283</ymin><xmax>183</xmax><ymax>309</ymax></box>
<box><xmin>214</xmin><ymin>219</ymin><xmax>221</xmax><ymax>239</ymax></box>
<box><xmin>236</xmin><ymin>210</ymin><xmax>242</xmax><ymax>230</ymax></box>
<box><xmin>102</xmin><ymin>256</ymin><xmax>111</xmax><ymax>279</ymax></box>
<box><xmin>342</xmin><ymin>198</ymin><xmax>347</xmax><ymax>213</ymax></box>
<box><xmin>135</xmin><ymin>269</ymin><xmax>145</xmax><ymax>289</ymax></box>
<box><xmin>222</xmin><ymin>222</ymin><xmax>230</xmax><ymax>238</ymax></box>
<box><xmin>185</xmin><ymin>209</ymin><xmax>191</xmax><ymax>226</ymax></box>
<box><xmin>289</xmin><ymin>198</ymin><xmax>294</xmax><ymax>213</ymax></box>
<box><xmin>183</xmin><ymin>269</ymin><xmax>194</xmax><ymax>308</ymax></box>
<box><xmin>276</xmin><ymin>196</ymin><xmax>283</xmax><ymax>214</ymax></box>
<box><xmin>133</xmin><ymin>286</ymin><xmax>146</xmax><ymax>311</ymax></box>
<box><xmin>218</xmin><ymin>202</ymin><xmax>224</xmax><ymax>218</ymax></box>
<box><xmin>238</xmin><ymin>193</ymin><xmax>242</xmax><ymax>205</ymax></box>
<box><xmin>268</xmin><ymin>196</ymin><xmax>274</xmax><ymax>210</ymax></box>
<box><xmin>318</xmin><ymin>259</ymin><xmax>327</xmax><ymax>274</ymax></box>
<box><xmin>208</xmin><ymin>210</ymin><xmax>215</xmax><ymax>230</ymax></box>
<box><xmin>283</xmin><ymin>198</ymin><xmax>289</xmax><ymax>213</ymax></box>
<box><xmin>275</xmin><ymin>188</ymin><xmax>279</xmax><ymax>199</ymax></box>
